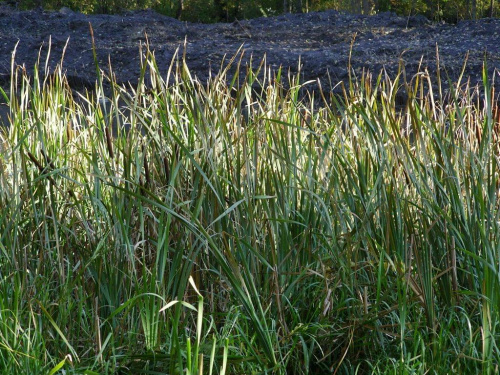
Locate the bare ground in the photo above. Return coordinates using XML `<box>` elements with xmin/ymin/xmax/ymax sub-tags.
<box><xmin>1</xmin><ymin>3</ymin><xmax>499</xmax><ymax>108</ymax></box>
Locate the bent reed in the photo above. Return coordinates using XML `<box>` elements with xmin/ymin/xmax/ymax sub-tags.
<box><xmin>0</xmin><ymin>42</ymin><xmax>499</xmax><ymax>374</ymax></box>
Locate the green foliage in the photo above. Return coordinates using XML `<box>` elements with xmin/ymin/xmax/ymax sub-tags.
<box><xmin>1</xmin><ymin>41</ymin><xmax>500</xmax><ymax>374</ymax></box>
<box><xmin>388</xmin><ymin>0</ymin><xmax>429</xmax><ymax>15</ymax></box>
<box><xmin>12</xmin><ymin>0</ymin><xmax>500</xmax><ymax>21</ymax></box>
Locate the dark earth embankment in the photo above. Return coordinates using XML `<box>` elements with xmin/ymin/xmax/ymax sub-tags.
<box><xmin>1</xmin><ymin>3</ymin><xmax>500</xmax><ymax>118</ymax></box>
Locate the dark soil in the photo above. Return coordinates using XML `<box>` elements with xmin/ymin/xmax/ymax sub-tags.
<box><xmin>1</xmin><ymin>3</ymin><xmax>500</xmax><ymax>106</ymax></box>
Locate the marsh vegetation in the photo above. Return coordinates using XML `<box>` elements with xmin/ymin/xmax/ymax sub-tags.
<box><xmin>0</xmin><ymin>41</ymin><xmax>499</xmax><ymax>374</ymax></box>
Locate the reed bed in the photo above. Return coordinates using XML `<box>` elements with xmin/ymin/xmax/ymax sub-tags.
<box><xmin>0</xmin><ymin>43</ymin><xmax>499</xmax><ymax>374</ymax></box>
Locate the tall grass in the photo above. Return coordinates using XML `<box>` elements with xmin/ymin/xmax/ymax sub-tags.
<box><xmin>0</xmin><ymin>43</ymin><xmax>499</xmax><ymax>374</ymax></box>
